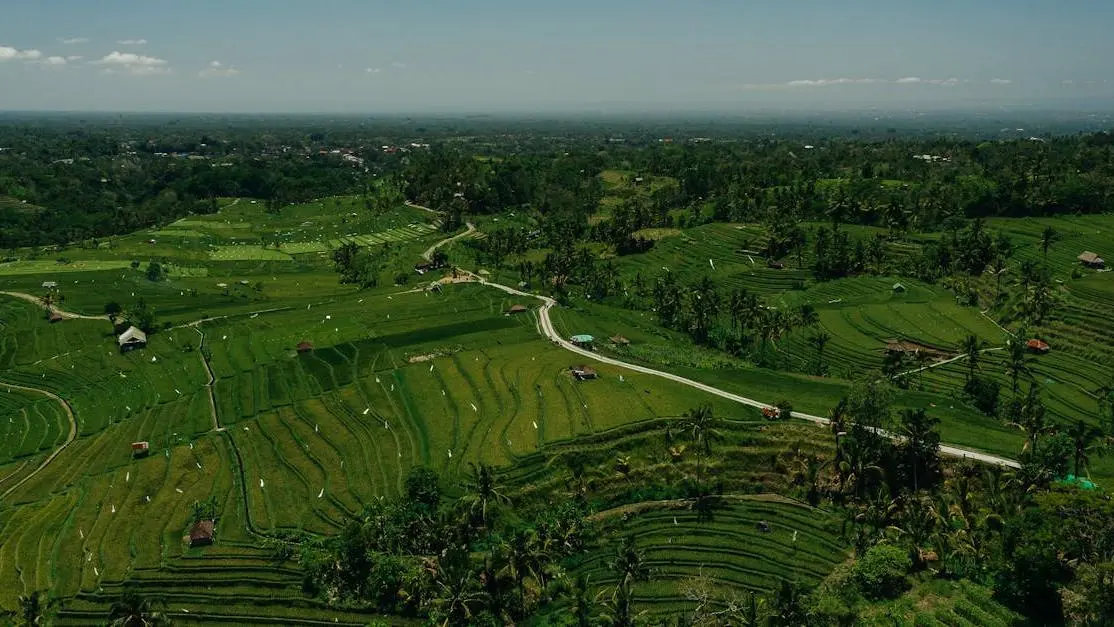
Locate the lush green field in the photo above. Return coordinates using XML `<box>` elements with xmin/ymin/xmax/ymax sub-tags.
<box><xmin>4</xmin><ymin>196</ymin><xmax>1113</xmax><ymax>622</ymax></box>
<box><xmin>0</xmin><ymin>235</ymin><xmax>749</xmax><ymax>622</ymax></box>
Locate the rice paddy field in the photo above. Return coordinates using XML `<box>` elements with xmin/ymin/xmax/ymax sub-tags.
<box><xmin>3</xmin><ymin>195</ymin><xmax>1113</xmax><ymax>622</ymax></box>
<box><xmin>0</xmin><ymin>195</ymin><xmax>753</xmax><ymax>621</ymax></box>
<box><xmin>570</xmin><ymin>495</ymin><xmax>848</xmax><ymax>618</ymax></box>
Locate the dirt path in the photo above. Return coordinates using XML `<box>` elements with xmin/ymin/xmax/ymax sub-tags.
<box><xmin>0</xmin><ymin>291</ymin><xmax>109</xmax><ymax>321</ymax></box>
<box><xmin>192</xmin><ymin>327</ymin><xmax>222</xmax><ymax>432</ymax></box>
<box><xmin>892</xmin><ymin>346</ymin><xmax>1005</xmax><ymax>380</ymax></box>
<box><xmin>0</xmin><ymin>381</ymin><xmax>78</xmax><ymax>501</ymax></box>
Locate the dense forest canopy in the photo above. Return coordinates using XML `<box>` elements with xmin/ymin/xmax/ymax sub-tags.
<box><xmin>3</xmin><ymin>114</ymin><xmax>1113</xmax><ymax>249</ymax></box>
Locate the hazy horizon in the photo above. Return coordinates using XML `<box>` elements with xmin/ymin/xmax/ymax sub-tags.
<box><xmin>3</xmin><ymin>0</ymin><xmax>1114</xmax><ymax>114</ymax></box>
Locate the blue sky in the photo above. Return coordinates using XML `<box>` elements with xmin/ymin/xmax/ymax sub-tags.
<box><xmin>1</xmin><ymin>0</ymin><xmax>1112</xmax><ymax>113</ymax></box>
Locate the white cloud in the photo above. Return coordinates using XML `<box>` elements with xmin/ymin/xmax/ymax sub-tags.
<box><xmin>898</xmin><ymin>76</ymin><xmax>960</xmax><ymax>86</ymax></box>
<box><xmin>61</xmin><ymin>37</ymin><xmax>89</xmax><ymax>45</ymax></box>
<box><xmin>43</xmin><ymin>56</ymin><xmax>68</xmax><ymax>66</ymax></box>
<box><xmin>0</xmin><ymin>46</ymin><xmax>43</xmax><ymax>61</ymax></box>
<box><xmin>365</xmin><ymin>67</ymin><xmax>381</xmax><ymax>74</ymax></box>
<box><xmin>744</xmin><ymin>76</ymin><xmax>965</xmax><ymax>90</ymax></box>
<box><xmin>990</xmin><ymin>78</ymin><xmax>1012</xmax><ymax>85</ymax></box>
<box><xmin>96</xmin><ymin>50</ymin><xmax>170</xmax><ymax>75</ymax></box>
<box><xmin>391</xmin><ymin>61</ymin><xmax>406</xmax><ymax>69</ymax></box>
<box><xmin>66</xmin><ymin>55</ymin><xmax>83</xmax><ymax>62</ymax></box>
<box><xmin>116</xmin><ymin>39</ymin><xmax>148</xmax><ymax>45</ymax></box>
<box><xmin>199</xmin><ymin>60</ymin><xmax>240</xmax><ymax>78</ymax></box>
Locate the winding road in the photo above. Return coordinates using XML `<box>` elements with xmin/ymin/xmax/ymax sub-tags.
<box><xmin>464</xmin><ymin>271</ymin><xmax>1021</xmax><ymax>469</ymax></box>
<box><xmin>421</xmin><ymin>221</ymin><xmax>476</xmax><ymax>262</ymax></box>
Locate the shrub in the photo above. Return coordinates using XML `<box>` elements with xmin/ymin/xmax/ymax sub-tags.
<box><xmin>852</xmin><ymin>543</ymin><xmax>912</xmax><ymax>600</ymax></box>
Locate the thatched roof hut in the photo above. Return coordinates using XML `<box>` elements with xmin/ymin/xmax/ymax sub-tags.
<box><xmin>189</xmin><ymin>520</ymin><xmax>215</xmax><ymax>547</ymax></box>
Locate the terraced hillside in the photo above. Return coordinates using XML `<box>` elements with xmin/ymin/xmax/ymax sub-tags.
<box><xmin>571</xmin><ymin>496</ymin><xmax>847</xmax><ymax>618</ymax></box>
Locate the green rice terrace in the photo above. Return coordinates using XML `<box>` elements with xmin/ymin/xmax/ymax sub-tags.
<box><xmin>2</xmin><ymin>191</ymin><xmax>1112</xmax><ymax>625</ymax></box>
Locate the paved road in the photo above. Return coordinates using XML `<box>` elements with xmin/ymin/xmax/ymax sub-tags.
<box><xmin>469</xmin><ymin>274</ymin><xmax>1021</xmax><ymax>469</ymax></box>
<box><xmin>421</xmin><ymin>222</ymin><xmax>476</xmax><ymax>263</ymax></box>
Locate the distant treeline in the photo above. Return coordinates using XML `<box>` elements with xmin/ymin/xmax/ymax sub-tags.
<box><xmin>3</xmin><ymin>121</ymin><xmax>1114</xmax><ymax>248</ymax></box>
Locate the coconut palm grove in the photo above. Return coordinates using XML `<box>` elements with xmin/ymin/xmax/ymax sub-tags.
<box><xmin>2</xmin><ymin>111</ymin><xmax>1114</xmax><ymax>626</ymax></box>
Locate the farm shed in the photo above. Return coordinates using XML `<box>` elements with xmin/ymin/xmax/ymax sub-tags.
<box><xmin>609</xmin><ymin>335</ymin><xmax>631</xmax><ymax>346</ymax></box>
<box><xmin>48</xmin><ymin>311</ymin><xmax>64</xmax><ymax>323</ymax></box>
<box><xmin>1078</xmin><ymin>251</ymin><xmax>1105</xmax><ymax>269</ymax></box>
<box><xmin>571</xmin><ymin>365</ymin><xmax>598</xmax><ymax>380</ymax></box>
<box><xmin>189</xmin><ymin>520</ymin><xmax>215</xmax><ymax>547</ymax></box>
<box><xmin>570</xmin><ymin>334</ymin><xmax>594</xmax><ymax>348</ymax></box>
<box><xmin>41</xmin><ymin>281</ymin><xmax>57</xmax><ymax>289</ymax></box>
<box><xmin>117</xmin><ymin>326</ymin><xmax>147</xmax><ymax>352</ymax></box>
<box><xmin>131</xmin><ymin>441</ymin><xmax>149</xmax><ymax>457</ymax></box>
<box><xmin>507</xmin><ymin>304</ymin><xmax>529</xmax><ymax>314</ymax></box>
<box><xmin>1026</xmin><ymin>339</ymin><xmax>1050</xmax><ymax>354</ymax></box>
<box><xmin>296</xmin><ymin>341</ymin><xmax>314</xmax><ymax>353</ymax></box>
<box><xmin>892</xmin><ymin>282</ymin><xmax>906</xmax><ymax>293</ymax></box>
<box><xmin>767</xmin><ymin>260</ymin><xmax>785</xmax><ymax>270</ymax></box>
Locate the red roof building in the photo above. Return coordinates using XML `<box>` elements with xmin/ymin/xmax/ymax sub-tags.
<box><xmin>1026</xmin><ymin>339</ymin><xmax>1050</xmax><ymax>354</ymax></box>
<box><xmin>296</xmin><ymin>341</ymin><xmax>314</xmax><ymax>353</ymax></box>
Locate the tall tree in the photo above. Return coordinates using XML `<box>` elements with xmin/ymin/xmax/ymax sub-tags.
<box><xmin>809</xmin><ymin>331</ymin><xmax>832</xmax><ymax>376</ymax></box>
<box><xmin>459</xmin><ymin>462</ymin><xmax>510</xmax><ymax>527</ymax></box>
<box><xmin>897</xmin><ymin>409</ymin><xmax>942</xmax><ymax>492</ymax></box>
<box><xmin>1005</xmin><ymin>335</ymin><xmax>1032</xmax><ymax>395</ymax></box>
<box><xmin>960</xmin><ymin>334</ymin><xmax>985</xmax><ymax>382</ymax></box>
<box><xmin>1067</xmin><ymin>420</ymin><xmax>1105</xmax><ymax>477</ymax></box>
<box><xmin>1039</xmin><ymin>225</ymin><xmax>1060</xmax><ymax>259</ymax></box>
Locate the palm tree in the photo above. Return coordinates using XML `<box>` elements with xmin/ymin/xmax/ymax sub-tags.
<box><xmin>1005</xmin><ymin>336</ymin><xmax>1032</xmax><ymax>395</ymax></box>
<box><xmin>608</xmin><ymin>536</ymin><xmax>649</xmax><ymax>590</ymax></box>
<box><xmin>1067</xmin><ymin>420</ymin><xmax>1105</xmax><ymax>477</ymax></box>
<box><xmin>797</xmin><ymin>303</ymin><xmax>819</xmax><ymax>328</ymax></box>
<box><xmin>18</xmin><ymin>591</ymin><xmax>47</xmax><ymax>626</ymax></box>
<box><xmin>828</xmin><ymin>398</ymin><xmax>850</xmax><ymax>470</ymax></box>
<box><xmin>679</xmin><ymin>404</ymin><xmax>721</xmax><ymax>462</ymax></box>
<box><xmin>430</xmin><ymin>573</ymin><xmax>487</xmax><ymax>627</ymax></box>
<box><xmin>459</xmin><ymin>462</ymin><xmax>510</xmax><ymax>527</ymax></box>
<box><xmin>571</xmin><ymin>575</ymin><xmax>596</xmax><ymax>627</ymax></box>
<box><xmin>598</xmin><ymin>581</ymin><xmax>643</xmax><ymax>627</ymax></box>
<box><xmin>108</xmin><ymin>591</ymin><xmax>168</xmax><ymax>627</ymax></box>
<box><xmin>1007</xmin><ymin>385</ymin><xmax>1053</xmax><ymax>457</ymax></box>
<box><xmin>1040</xmin><ymin>225</ymin><xmax>1060</xmax><ymax>259</ymax></box>
<box><xmin>809</xmin><ymin>331</ymin><xmax>831</xmax><ymax>376</ymax></box>
<box><xmin>790</xmin><ymin>455</ymin><xmax>829</xmax><ymax>506</ymax></box>
<box><xmin>960</xmin><ymin>334</ymin><xmax>984</xmax><ymax>382</ymax></box>
<box><xmin>768</xmin><ymin>579</ymin><xmax>807</xmax><ymax>627</ymax></box>
<box><xmin>497</xmin><ymin>529</ymin><xmax>532</xmax><ymax>610</ymax></box>
<box><xmin>683</xmin><ymin>478</ymin><xmax>725</xmax><ymax>522</ymax></box>
<box><xmin>893</xmin><ymin>496</ymin><xmax>939</xmax><ymax>568</ymax></box>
